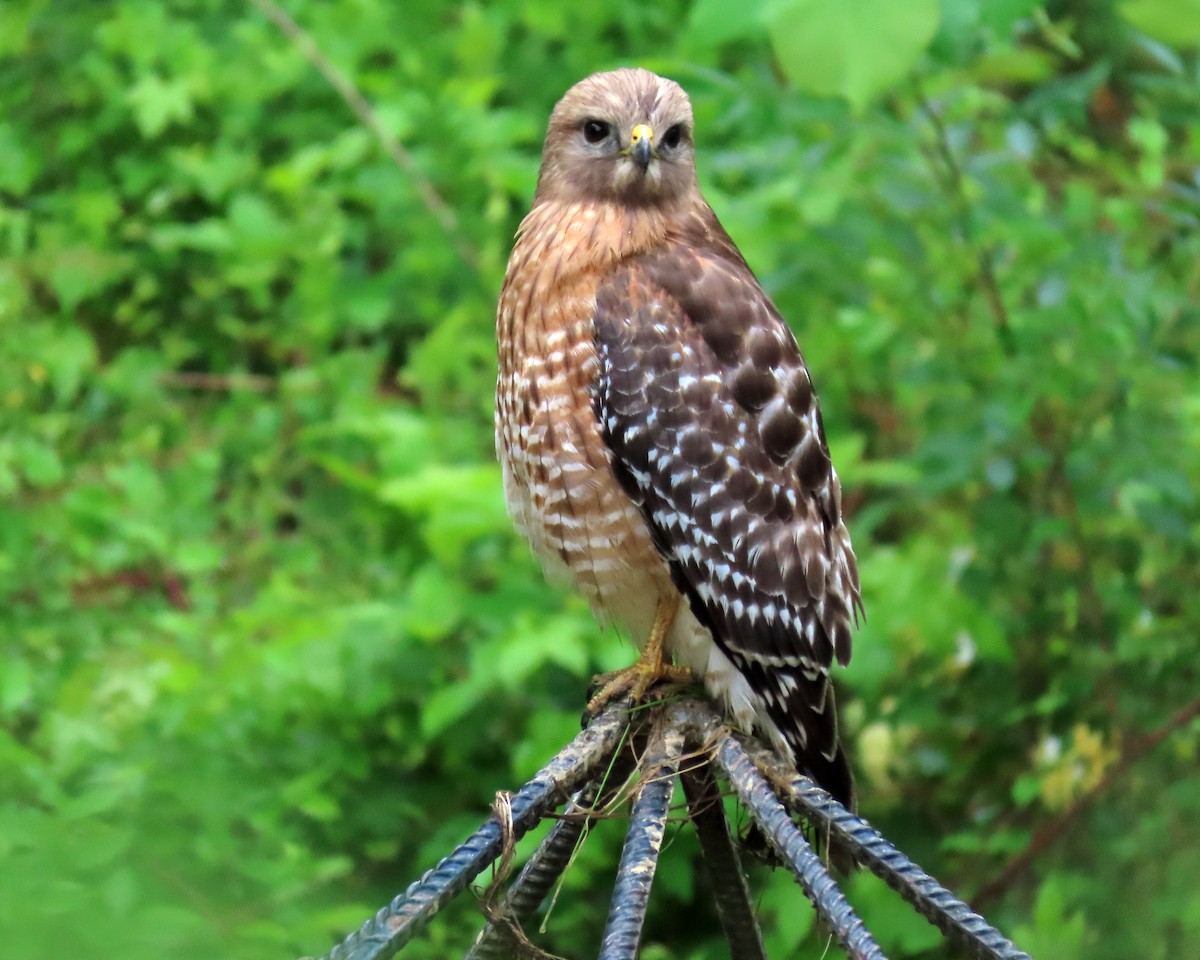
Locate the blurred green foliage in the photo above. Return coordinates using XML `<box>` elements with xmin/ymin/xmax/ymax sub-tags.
<box><xmin>2</xmin><ymin>1</ymin><xmax>1198</xmax><ymax>957</ymax></box>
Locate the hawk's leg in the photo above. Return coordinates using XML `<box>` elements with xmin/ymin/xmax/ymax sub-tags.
<box><xmin>587</xmin><ymin>595</ymin><xmax>693</xmax><ymax>714</ymax></box>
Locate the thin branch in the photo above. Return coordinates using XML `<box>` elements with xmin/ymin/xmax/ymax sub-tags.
<box><xmin>249</xmin><ymin>0</ymin><xmax>481</xmax><ymax>272</ymax></box>
<box><xmin>159</xmin><ymin>371</ymin><xmax>276</xmax><ymax>392</ymax></box>
<box><xmin>972</xmin><ymin>693</ymin><xmax>1200</xmax><ymax>909</ymax></box>
<box><xmin>912</xmin><ymin>80</ymin><xmax>1015</xmax><ymax>355</ymax></box>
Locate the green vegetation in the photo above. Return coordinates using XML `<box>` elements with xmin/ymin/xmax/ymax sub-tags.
<box><xmin>2</xmin><ymin>1</ymin><xmax>1197</xmax><ymax>957</ymax></box>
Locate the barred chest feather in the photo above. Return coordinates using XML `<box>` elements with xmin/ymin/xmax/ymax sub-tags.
<box><xmin>494</xmin><ymin>199</ymin><xmax>675</xmax><ymax>628</ymax></box>
<box><xmin>493</xmin><ymin>200</ymin><xmax>756</xmax><ymax>725</ymax></box>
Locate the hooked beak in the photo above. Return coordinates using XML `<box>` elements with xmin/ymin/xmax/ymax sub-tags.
<box><xmin>630</xmin><ymin>123</ymin><xmax>654</xmax><ymax>171</ymax></box>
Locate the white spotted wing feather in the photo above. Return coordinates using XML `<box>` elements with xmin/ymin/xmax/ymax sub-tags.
<box><xmin>595</xmin><ymin>242</ymin><xmax>862</xmax><ymax>806</ymax></box>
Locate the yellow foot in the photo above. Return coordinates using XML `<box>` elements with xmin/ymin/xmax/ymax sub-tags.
<box><xmin>585</xmin><ymin>596</ymin><xmax>692</xmax><ymax>715</ymax></box>
<box><xmin>586</xmin><ymin>661</ymin><xmax>693</xmax><ymax>715</ymax></box>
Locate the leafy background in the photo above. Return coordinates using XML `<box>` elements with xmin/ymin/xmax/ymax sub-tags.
<box><xmin>2</xmin><ymin>0</ymin><xmax>1198</xmax><ymax>957</ymax></box>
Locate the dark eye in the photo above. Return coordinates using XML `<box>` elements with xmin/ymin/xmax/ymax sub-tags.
<box><xmin>582</xmin><ymin>119</ymin><xmax>611</xmax><ymax>144</ymax></box>
<box><xmin>661</xmin><ymin>123</ymin><xmax>685</xmax><ymax>149</ymax></box>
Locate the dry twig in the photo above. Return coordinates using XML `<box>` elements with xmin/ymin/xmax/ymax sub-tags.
<box><xmin>973</xmin><ymin>693</ymin><xmax>1200</xmax><ymax>908</ymax></box>
<box><xmin>159</xmin><ymin>371</ymin><xmax>276</xmax><ymax>392</ymax></box>
<box><xmin>249</xmin><ymin>0</ymin><xmax>480</xmax><ymax>271</ymax></box>
<box><xmin>912</xmin><ymin>80</ymin><xmax>1015</xmax><ymax>355</ymax></box>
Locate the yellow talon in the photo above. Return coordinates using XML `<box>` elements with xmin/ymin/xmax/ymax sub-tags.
<box><xmin>587</xmin><ymin>596</ymin><xmax>692</xmax><ymax>713</ymax></box>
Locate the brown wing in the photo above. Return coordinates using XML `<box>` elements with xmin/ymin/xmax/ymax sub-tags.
<box><xmin>594</xmin><ymin>243</ymin><xmax>861</xmax><ymax>803</ymax></box>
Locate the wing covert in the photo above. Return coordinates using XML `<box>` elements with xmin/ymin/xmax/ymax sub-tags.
<box><xmin>594</xmin><ymin>250</ymin><xmax>861</xmax><ymax>777</ymax></box>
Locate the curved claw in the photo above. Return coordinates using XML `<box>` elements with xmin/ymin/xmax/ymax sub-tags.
<box><xmin>587</xmin><ymin>661</ymin><xmax>693</xmax><ymax>715</ymax></box>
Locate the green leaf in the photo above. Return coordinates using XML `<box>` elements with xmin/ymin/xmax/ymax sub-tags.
<box><xmin>848</xmin><ymin>870</ymin><xmax>943</xmax><ymax>954</ymax></box>
<box><xmin>419</xmin><ymin>677</ymin><xmax>484</xmax><ymax>738</ymax></box>
<box><xmin>40</xmin><ymin>324</ymin><xmax>96</xmax><ymax>399</ymax></box>
<box><xmin>125</xmin><ymin>74</ymin><xmax>194</xmax><ymax>138</ymax></box>
<box><xmin>685</xmin><ymin>0</ymin><xmax>770</xmax><ymax>48</ymax></box>
<box><xmin>47</xmin><ymin>249</ymin><xmax>131</xmax><ymax>311</ymax></box>
<box><xmin>978</xmin><ymin>0</ymin><xmax>1043</xmax><ymax>35</ymax></box>
<box><xmin>399</xmin><ymin>563</ymin><xmax>464</xmax><ymax>641</ymax></box>
<box><xmin>13</xmin><ymin>438</ymin><xmax>64</xmax><ymax>488</ymax></box>
<box><xmin>378</xmin><ymin>464</ymin><xmax>510</xmax><ymax>565</ymax></box>
<box><xmin>1013</xmin><ymin>877</ymin><xmax>1087</xmax><ymax>960</ymax></box>
<box><xmin>0</xmin><ymin>658</ymin><xmax>32</xmax><ymax>714</ymax></box>
<box><xmin>0</xmin><ymin>122</ymin><xmax>38</xmax><ymax>194</ymax></box>
<box><xmin>768</xmin><ymin>0</ymin><xmax>941</xmax><ymax>109</ymax></box>
<box><xmin>1120</xmin><ymin>0</ymin><xmax>1200</xmax><ymax>47</ymax></box>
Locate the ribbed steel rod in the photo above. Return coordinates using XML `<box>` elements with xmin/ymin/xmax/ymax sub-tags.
<box><xmin>463</xmin><ymin>784</ymin><xmax>599</xmax><ymax>960</ymax></box>
<box><xmin>597</xmin><ymin>724</ymin><xmax>685</xmax><ymax>960</ymax></box>
<box><xmin>676</xmin><ymin>695</ymin><xmax>1029</xmax><ymax>960</ymax></box>
<box><xmin>467</xmin><ymin>732</ymin><xmax>643</xmax><ymax>959</ymax></box>
<box><xmin>752</xmin><ymin>747</ymin><xmax>1032</xmax><ymax>960</ymax></box>
<box><xmin>679</xmin><ymin>753</ymin><xmax>768</xmax><ymax>960</ymax></box>
<box><xmin>314</xmin><ymin>695</ymin><xmax>1033</xmax><ymax>960</ymax></box>
<box><xmin>713</xmin><ymin>732</ymin><xmax>887</xmax><ymax>960</ymax></box>
<box><xmin>317</xmin><ymin>704</ymin><xmax>632</xmax><ymax>960</ymax></box>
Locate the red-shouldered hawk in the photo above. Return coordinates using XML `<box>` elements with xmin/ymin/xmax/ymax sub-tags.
<box><xmin>495</xmin><ymin>69</ymin><xmax>863</xmax><ymax>808</ymax></box>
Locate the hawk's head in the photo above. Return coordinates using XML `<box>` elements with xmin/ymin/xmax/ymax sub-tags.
<box><xmin>535</xmin><ymin>68</ymin><xmax>699</xmax><ymax>207</ymax></box>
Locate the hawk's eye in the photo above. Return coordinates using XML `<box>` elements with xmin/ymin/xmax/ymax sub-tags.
<box><xmin>661</xmin><ymin>123</ymin><xmax>685</xmax><ymax>150</ymax></box>
<box><xmin>582</xmin><ymin>119</ymin><xmax>611</xmax><ymax>144</ymax></box>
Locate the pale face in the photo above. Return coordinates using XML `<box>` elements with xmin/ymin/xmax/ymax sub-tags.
<box><xmin>534</xmin><ymin>68</ymin><xmax>699</xmax><ymax>207</ymax></box>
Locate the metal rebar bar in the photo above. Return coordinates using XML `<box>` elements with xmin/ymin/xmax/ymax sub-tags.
<box><xmin>463</xmin><ymin>784</ymin><xmax>599</xmax><ymax>960</ymax></box>
<box><xmin>679</xmin><ymin>754</ymin><xmax>768</xmax><ymax>960</ymax></box>
<box><xmin>466</xmin><ymin>730</ymin><xmax>644</xmax><ymax>960</ymax></box>
<box><xmin>672</xmin><ymin>695</ymin><xmax>1029</xmax><ymax>960</ymax></box>
<box><xmin>745</xmin><ymin>739</ymin><xmax>1032</xmax><ymax>960</ymax></box>
<box><xmin>597</xmin><ymin>723</ymin><xmax>685</xmax><ymax>960</ymax></box>
<box><xmin>317</xmin><ymin>694</ymin><xmax>1034</xmax><ymax>960</ymax></box>
<box><xmin>713</xmin><ymin>732</ymin><xmax>887</xmax><ymax>960</ymax></box>
<box><xmin>316</xmin><ymin>702</ymin><xmax>633</xmax><ymax>960</ymax></box>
